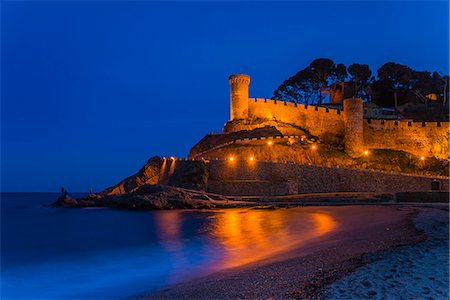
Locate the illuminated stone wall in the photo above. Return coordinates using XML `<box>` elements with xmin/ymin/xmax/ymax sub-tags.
<box><xmin>343</xmin><ymin>98</ymin><xmax>364</xmax><ymax>157</ymax></box>
<box><xmin>227</xmin><ymin>74</ymin><xmax>449</xmax><ymax>158</ymax></box>
<box><xmin>205</xmin><ymin>160</ymin><xmax>449</xmax><ymax>196</ymax></box>
<box><xmin>247</xmin><ymin>98</ymin><xmax>345</xmax><ymax>141</ymax></box>
<box><xmin>363</xmin><ymin>120</ymin><xmax>449</xmax><ymax>159</ymax></box>
<box><xmin>229</xmin><ymin>74</ymin><xmax>250</xmax><ymax>120</ymax></box>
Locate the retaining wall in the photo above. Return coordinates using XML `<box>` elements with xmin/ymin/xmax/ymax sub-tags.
<box><xmin>203</xmin><ymin>159</ymin><xmax>449</xmax><ymax>196</ymax></box>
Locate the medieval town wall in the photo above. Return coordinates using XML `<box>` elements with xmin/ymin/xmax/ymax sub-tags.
<box><xmin>245</xmin><ymin>97</ymin><xmax>448</xmax><ymax>159</ymax></box>
<box><xmin>204</xmin><ymin>159</ymin><xmax>449</xmax><ymax>196</ymax></box>
<box><xmin>363</xmin><ymin>119</ymin><xmax>449</xmax><ymax>159</ymax></box>
<box><xmin>226</xmin><ymin>74</ymin><xmax>449</xmax><ymax>159</ymax></box>
<box><xmin>247</xmin><ymin>98</ymin><xmax>345</xmax><ymax>141</ymax></box>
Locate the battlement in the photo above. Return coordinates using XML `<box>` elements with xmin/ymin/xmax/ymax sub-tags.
<box><xmin>229</xmin><ymin>74</ymin><xmax>250</xmax><ymax>85</ymax></box>
<box><xmin>365</xmin><ymin>118</ymin><xmax>447</xmax><ymax>129</ymax></box>
<box><xmin>250</xmin><ymin>98</ymin><xmax>342</xmax><ymax>115</ymax></box>
<box><xmin>363</xmin><ymin>118</ymin><xmax>449</xmax><ymax>159</ymax></box>
<box><xmin>227</xmin><ymin>74</ymin><xmax>449</xmax><ymax>159</ymax></box>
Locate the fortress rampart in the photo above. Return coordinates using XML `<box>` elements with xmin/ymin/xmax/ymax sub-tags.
<box><xmin>247</xmin><ymin>98</ymin><xmax>345</xmax><ymax>141</ymax></box>
<box><xmin>363</xmin><ymin>119</ymin><xmax>449</xmax><ymax>159</ymax></box>
<box><xmin>164</xmin><ymin>159</ymin><xmax>449</xmax><ymax>196</ymax></box>
<box><xmin>226</xmin><ymin>74</ymin><xmax>449</xmax><ymax>159</ymax></box>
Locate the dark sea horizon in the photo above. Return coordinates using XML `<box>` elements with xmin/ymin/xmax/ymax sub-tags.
<box><xmin>1</xmin><ymin>193</ymin><xmax>337</xmax><ymax>299</ymax></box>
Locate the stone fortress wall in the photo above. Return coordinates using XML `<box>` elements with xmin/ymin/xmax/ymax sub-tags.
<box><xmin>227</xmin><ymin>74</ymin><xmax>449</xmax><ymax>159</ymax></box>
<box><xmin>168</xmin><ymin>159</ymin><xmax>449</xmax><ymax>196</ymax></box>
<box><xmin>363</xmin><ymin>119</ymin><xmax>448</xmax><ymax>159</ymax></box>
<box><xmin>247</xmin><ymin>98</ymin><xmax>345</xmax><ymax>141</ymax></box>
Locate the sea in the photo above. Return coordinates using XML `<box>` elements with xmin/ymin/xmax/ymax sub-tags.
<box><xmin>1</xmin><ymin>193</ymin><xmax>337</xmax><ymax>299</ymax></box>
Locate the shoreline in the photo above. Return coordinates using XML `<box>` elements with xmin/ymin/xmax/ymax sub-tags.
<box><xmin>325</xmin><ymin>205</ymin><xmax>449</xmax><ymax>298</ymax></box>
<box><xmin>54</xmin><ymin>187</ymin><xmax>448</xmax><ymax>210</ymax></box>
<box><xmin>139</xmin><ymin>203</ymin><xmax>448</xmax><ymax>299</ymax></box>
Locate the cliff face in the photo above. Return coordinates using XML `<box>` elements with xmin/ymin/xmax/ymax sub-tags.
<box><xmin>99</xmin><ymin>156</ymin><xmax>163</xmax><ymax>195</ymax></box>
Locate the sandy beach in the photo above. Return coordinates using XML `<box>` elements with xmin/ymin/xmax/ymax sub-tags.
<box><xmin>325</xmin><ymin>205</ymin><xmax>449</xmax><ymax>299</ymax></box>
<box><xmin>141</xmin><ymin>204</ymin><xmax>448</xmax><ymax>299</ymax></box>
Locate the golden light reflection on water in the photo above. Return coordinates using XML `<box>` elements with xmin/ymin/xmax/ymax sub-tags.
<box><xmin>152</xmin><ymin>209</ymin><xmax>338</xmax><ymax>271</ymax></box>
<box><xmin>211</xmin><ymin>209</ymin><xmax>337</xmax><ymax>268</ymax></box>
<box><xmin>312</xmin><ymin>212</ymin><xmax>337</xmax><ymax>235</ymax></box>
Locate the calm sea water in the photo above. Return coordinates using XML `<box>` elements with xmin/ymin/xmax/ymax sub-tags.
<box><xmin>1</xmin><ymin>193</ymin><xmax>337</xmax><ymax>299</ymax></box>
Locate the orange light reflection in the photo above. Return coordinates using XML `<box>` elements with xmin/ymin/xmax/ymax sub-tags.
<box><xmin>212</xmin><ymin>209</ymin><xmax>337</xmax><ymax>268</ymax></box>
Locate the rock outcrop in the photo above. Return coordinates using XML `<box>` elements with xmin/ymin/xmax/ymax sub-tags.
<box><xmin>55</xmin><ymin>184</ymin><xmax>230</xmax><ymax>210</ymax></box>
<box><xmin>52</xmin><ymin>194</ymin><xmax>79</xmax><ymax>208</ymax></box>
<box><xmin>99</xmin><ymin>156</ymin><xmax>163</xmax><ymax>196</ymax></box>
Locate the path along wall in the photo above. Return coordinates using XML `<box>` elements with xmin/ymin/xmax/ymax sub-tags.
<box><xmin>247</xmin><ymin>98</ymin><xmax>345</xmax><ymax>141</ymax></box>
<box><xmin>204</xmin><ymin>160</ymin><xmax>449</xmax><ymax>196</ymax></box>
<box><xmin>363</xmin><ymin>120</ymin><xmax>449</xmax><ymax>159</ymax></box>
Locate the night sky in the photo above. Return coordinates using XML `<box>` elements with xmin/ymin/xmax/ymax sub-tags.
<box><xmin>2</xmin><ymin>1</ymin><xmax>449</xmax><ymax>192</ymax></box>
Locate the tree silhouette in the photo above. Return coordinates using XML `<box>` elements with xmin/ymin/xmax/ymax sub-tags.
<box><xmin>273</xmin><ymin>58</ymin><xmax>448</xmax><ymax>119</ymax></box>
<box><xmin>410</xmin><ymin>71</ymin><xmax>442</xmax><ymax>104</ymax></box>
<box><xmin>377</xmin><ymin>62</ymin><xmax>412</xmax><ymax>114</ymax></box>
<box><xmin>348</xmin><ymin>64</ymin><xmax>372</xmax><ymax>99</ymax></box>
<box><xmin>309</xmin><ymin>58</ymin><xmax>335</xmax><ymax>104</ymax></box>
<box><xmin>331</xmin><ymin>63</ymin><xmax>348</xmax><ymax>83</ymax></box>
<box><xmin>273</xmin><ymin>68</ymin><xmax>318</xmax><ymax>105</ymax></box>
<box><xmin>441</xmin><ymin>74</ymin><xmax>449</xmax><ymax>105</ymax></box>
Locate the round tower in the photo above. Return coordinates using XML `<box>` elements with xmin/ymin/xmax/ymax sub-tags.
<box><xmin>229</xmin><ymin>74</ymin><xmax>250</xmax><ymax>120</ymax></box>
<box><xmin>343</xmin><ymin>98</ymin><xmax>364</xmax><ymax>157</ymax></box>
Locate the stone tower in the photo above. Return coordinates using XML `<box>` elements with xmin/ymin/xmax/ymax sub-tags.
<box><xmin>229</xmin><ymin>74</ymin><xmax>250</xmax><ymax>120</ymax></box>
<box><xmin>343</xmin><ymin>98</ymin><xmax>364</xmax><ymax>157</ymax></box>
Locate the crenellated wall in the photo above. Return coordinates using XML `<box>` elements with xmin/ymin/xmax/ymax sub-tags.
<box><xmin>242</xmin><ymin>97</ymin><xmax>449</xmax><ymax>159</ymax></box>
<box><xmin>227</xmin><ymin>74</ymin><xmax>449</xmax><ymax>159</ymax></box>
<box><xmin>363</xmin><ymin>119</ymin><xmax>449</xmax><ymax>159</ymax></box>
<box><xmin>248</xmin><ymin>98</ymin><xmax>345</xmax><ymax>141</ymax></box>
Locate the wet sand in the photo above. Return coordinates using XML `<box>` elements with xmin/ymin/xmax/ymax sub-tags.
<box><xmin>325</xmin><ymin>205</ymin><xmax>449</xmax><ymax>299</ymax></box>
<box><xmin>141</xmin><ymin>204</ymin><xmax>447</xmax><ymax>299</ymax></box>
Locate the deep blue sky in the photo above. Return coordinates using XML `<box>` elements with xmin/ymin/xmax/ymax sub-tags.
<box><xmin>2</xmin><ymin>1</ymin><xmax>449</xmax><ymax>192</ymax></box>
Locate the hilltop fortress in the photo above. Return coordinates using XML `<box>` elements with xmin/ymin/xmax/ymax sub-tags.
<box><xmin>223</xmin><ymin>74</ymin><xmax>449</xmax><ymax>159</ymax></box>
<box><xmin>95</xmin><ymin>74</ymin><xmax>449</xmax><ymax>199</ymax></box>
